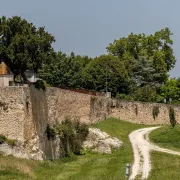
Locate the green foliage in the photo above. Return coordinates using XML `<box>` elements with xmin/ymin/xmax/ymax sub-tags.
<box><xmin>6</xmin><ymin>139</ymin><xmax>17</xmax><ymax>147</ymax></box>
<box><xmin>135</xmin><ymin>105</ymin><xmax>138</xmax><ymax>115</ymax></box>
<box><xmin>35</xmin><ymin>119</ymin><xmax>147</xmax><ymax>180</ymax></box>
<box><xmin>160</xmin><ymin>78</ymin><xmax>180</xmax><ymax>104</ymax></box>
<box><xmin>45</xmin><ymin>124</ymin><xmax>56</xmax><ymax>140</ymax></box>
<box><xmin>58</xmin><ymin>119</ymin><xmax>89</xmax><ymax>156</ymax></box>
<box><xmin>149</xmin><ymin>152</ymin><xmax>180</xmax><ymax>180</ymax></box>
<box><xmin>131</xmin><ymin>85</ymin><xmax>162</xmax><ymax>102</ymax></box>
<box><xmin>0</xmin><ymin>16</ymin><xmax>55</xmax><ymax>83</ymax></box>
<box><xmin>107</xmin><ymin>28</ymin><xmax>175</xmax><ymax>87</ymax></box>
<box><xmin>0</xmin><ymin>135</ymin><xmax>16</xmax><ymax>147</ymax></box>
<box><xmin>34</xmin><ymin>80</ymin><xmax>46</xmax><ymax>91</ymax></box>
<box><xmin>169</xmin><ymin>106</ymin><xmax>176</xmax><ymax>128</ymax></box>
<box><xmin>5</xmin><ymin>119</ymin><xmax>180</xmax><ymax>180</ymax></box>
<box><xmin>152</xmin><ymin>106</ymin><xmax>160</xmax><ymax>120</ymax></box>
<box><xmin>0</xmin><ymin>135</ymin><xmax>6</xmax><ymax>144</ymax></box>
<box><xmin>82</xmin><ymin>55</ymin><xmax>130</xmax><ymax>94</ymax></box>
<box><xmin>116</xmin><ymin>93</ymin><xmax>134</xmax><ymax>101</ymax></box>
<box><xmin>91</xmin><ymin>96</ymin><xmax>97</xmax><ymax>102</ymax></box>
<box><xmin>39</xmin><ymin>51</ymin><xmax>92</xmax><ymax>88</ymax></box>
<box><xmin>46</xmin><ymin>119</ymin><xmax>89</xmax><ymax>156</ymax></box>
<box><xmin>149</xmin><ymin>125</ymin><xmax>180</xmax><ymax>151</ymax></box>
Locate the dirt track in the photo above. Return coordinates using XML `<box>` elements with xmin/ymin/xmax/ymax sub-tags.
<box><xmin>129</xmin><ymin>127</ymin><xmax>180</xmax><ymax>180</ymax></box>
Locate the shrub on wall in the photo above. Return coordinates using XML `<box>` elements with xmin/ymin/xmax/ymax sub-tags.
<box><xmin>45</xmin><ymin>119</ymin><xmax>89</xmax><ymax>157</ymax></box>
<box><xmin>0</xmin><ymin>135</ymin><xmax>17</xmax><ymax>147</ymax></box>
<box><xmin>34</xmin><ymin>80</ymin><xmax>46</xmax><ymax>91</ymax></box>
<box><xmin>169</xmin><ymin>106</ymin><xmax>176</xmax><ymax>128</ymax></box>
<box><xmin>45</xmin><ymin>124</ymin><xmax>56</xmax><ymax>140</ymax></box>
<box><xmin>135</xmin><ymin>104</ymin><xmax>138</xmax><ymax>115</ymax></box>
<box><xmin>0</xmin><ymin>135</ymin><xmax>6</xmax><ymax>144</ymax></box>
<box><xmin>152</xmin><ymin>106</ymin><xmax>160</xmax><ymax>120</ymax></box>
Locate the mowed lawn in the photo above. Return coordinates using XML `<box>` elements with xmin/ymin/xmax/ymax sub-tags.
<box><xmin>149</xmin><ymin>125</ymin><xmax>180</xmax><ymax>151</ymax></box>
<box><xmin>149</xmin><ymin>125</ymin><xmax>180</xmax><ymax>180</ymax></box>
<box><xmin>0</xmin><ymin>118</ymin><xmax>147</xmax><ymax>180</ymax></box>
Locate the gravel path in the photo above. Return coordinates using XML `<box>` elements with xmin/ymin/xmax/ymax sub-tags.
<box><xmin>129</xmin><ymin>127</ymin><xmax>180</xmax><ymax>180</ymax></box>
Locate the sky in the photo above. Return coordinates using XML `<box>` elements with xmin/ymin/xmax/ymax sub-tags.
<box><xmin>0</xmin><ymin>0</ymin><xmax>179</xmax><ymax>77</ymax></box>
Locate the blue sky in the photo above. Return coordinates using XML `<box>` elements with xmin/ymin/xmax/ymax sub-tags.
<box><xmin>0</xmin><ymin>0</ymin><xmax>179</xmax><ymax>77</ymax></box>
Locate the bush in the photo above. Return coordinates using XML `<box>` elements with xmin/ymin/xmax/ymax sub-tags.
<box><xmin>45</xmin><ymin>124</ymin><xmax>56</xmax><ymax>140</ymax></box>
<box><xmin>116</xmin><ymin>93</ymin><xmax>134</xmax><ymax>101</ymax></box>
<box><xmin>169</xmin><ymin>106</ymin><xmax>176</xmax><ymax>128</ymax></box>
<box><xmin>0</xmin><ymin>135</ymin><xmax>16</xmax><ymax>146</ymax></box>
<box><xmin>132</xmin><ymin>85</ymin><xmax>161</xmax><ymax>102</ymax></box>
<box><xmin>45</xmin><ymin>119</ymin><xmax>89</xmax><ymax>157</ymax></box>
<box><xmin>152</xmin><ymin>106</ymin><xmax>160</xmax><ymax>120</ymax></box>
<box><xmin>34</xmin><ymin>80</ymin><xmax>46</xmax><ymax>91</ymax></box>
<box><xmin>58</xmin><ymin>119</ymin><xmax>89</xmax><ymax>156</ymax></box>
<box><xmin>0</xmin><ymin>135</ymin><xmax>6</xmax><ymax>144</ymax></box>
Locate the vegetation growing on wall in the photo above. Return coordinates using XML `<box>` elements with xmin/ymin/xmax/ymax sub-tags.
<box><xmin>152</xmin><ymin>106</ymin><xmax>160</xmax><ymax>120</ymax></box>
<box><xmin>0</xmin><ymin>135</ymin><xmax>6</xmax><ymax>144</ymax></box>
<box><xmin>169</xmin><ymin>106</ymin><xmax>176</xmax><ymax>128</ymax></box>
<box><xmin>45</xmin><ymin>119</ymin><xmax>89</xmax><ymax>157</ymax></box>
<box><xmin>135</xmin><ymin>104</ymin><xmax>138</xmax><ymax>115</ymax></box>
<box><xmin>45</xmin><ymin>124</ymin><xmax>56</xmax><ymax>140</ymax></box>
<box><xmin>0</xmin><ymin>134</ymin><xmax>16</xmax><ymax>147</ymax></box>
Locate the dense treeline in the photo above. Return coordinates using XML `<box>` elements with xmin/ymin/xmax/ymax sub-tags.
<box><xmin>0</xmin><ymin>16</ymin><xmax>180</xmax><ymax>104</ymax></box>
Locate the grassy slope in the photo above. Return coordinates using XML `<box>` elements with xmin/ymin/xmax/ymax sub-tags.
<box><xmin>149</xmin><ymin>125</ymin><xmax>180</xmax><ymax>151</ymax></box>
<box><xmin>0</xmin><ymin>118</ymin><xmax>147</xmax><ymax>180</ymax></box>
<box><xmin>149</xmin><ymin>152</ymin><xmax>180</xmax><ymax>180</ymax></box>
<box><xmin>149</xmin><ymin>125</ymin><xmax>180</xmax><ymax>180</ymax></box>
<box><xmin>0</xmin><ymin>154</ymin><xmax>37</xmax><ymax>180</ymax></box>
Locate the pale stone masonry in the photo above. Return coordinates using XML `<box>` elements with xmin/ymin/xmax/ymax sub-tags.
<box><xmin>0</xmin><ymin>86</ymin><xmax>179</xmax><ymax>160</ymax></box>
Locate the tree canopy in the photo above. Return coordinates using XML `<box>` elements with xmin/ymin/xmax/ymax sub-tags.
<box><xmin>106</xmin><ymin>28</ymin><xmax>176</xmax><ymax>85</ymax></box>
<box><xmin>0</xmin><ymin>16</ymin><xmax>55</xmax><ymax>82</ymax></box>
<box><xmin>81</xmin><ymin>55</ymin><xmax>129</xmax><ymax>93</ymax></box>
<box><xmin>0</xmin><ymin>15</ymin><xmax>179</xmax><ymax>103</ymax></box>
<box><xmin>160</xmin><ymin>78</ymin><xmax>180</xmax><ymax>104</ymax></box>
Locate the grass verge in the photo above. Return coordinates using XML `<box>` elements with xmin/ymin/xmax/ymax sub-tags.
<box><xmin>0</xmin><ymin>154</ymin><xmax>36</xmax><ymax>180</ymax></box>
<box><xmin>149</xmin><ymin>125</ymin><xmax>180</xmax><ymax>180</ymax></box>
<box><xmin>149</xmin><ymin>125</ymin><xmax>180</xmax><ymax>151</ymax></box>
<box><xmin>149</xmin><ymin>151</ymin><xmax>180</xmax><ymax>180</ymax></box>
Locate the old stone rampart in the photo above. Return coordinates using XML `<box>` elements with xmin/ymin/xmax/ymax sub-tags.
<box><xmin>0</xmin><ymin>87</ymin><xmax>180</xmax><ymax>160</ymax></box>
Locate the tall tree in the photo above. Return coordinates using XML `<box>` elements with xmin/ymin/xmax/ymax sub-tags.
<box><xmin>106</xmin><ymin>28</ymin><xmax>176</xmax><ymax>85</ymax></box>
<box><xmin>0</xmin><ymin>16</ymin><xmax>55</xmax><ymax>82</ymax></box>
<box><xmin>160</xmin><ymin>78</ymin><xmax>180</xmax><ymax>104</ymax></box>
<box><xmin>81</xmin><ymin>55</ymin><xmax>129</xmax><ymax>94</ymax></box>
<box><xmin>39</xmin><ymin>51</ymin><xmax>92</xmax><ymax>88</ymax></box>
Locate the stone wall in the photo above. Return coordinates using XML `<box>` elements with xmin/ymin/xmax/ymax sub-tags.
<box><xmin>0</xmin><ymin>86</ymin><xmax>92</xmax><ymax>160</ymax></box>
<box><xmin>46</xmin><ymin>87</ymin><xmax>92</xmax><ymax>124</ymax></box>
<box><xmin>91</xmin><ymin>98</ymin><xmax>180</xmax><ymax>125</ymax></box>
<box><xmin>0</xmin><ymin>87</ymin><xmax>180</xmax><ymax>160</ymax></box>
<box><xmin>109</xmin><ymin>100</ymin><xmax>180</xmax><ymax>125</ymax></box>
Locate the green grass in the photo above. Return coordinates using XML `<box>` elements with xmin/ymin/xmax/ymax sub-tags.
<box><xmin>0</xmin><ymin>154</ymin><xmax>37</xmax><ymax>180</ymax></box>
<box><xmin>149</xmin><ymin>125</ymin><xmax>180</xmax><ymax>180</ymax></box>
<box><xmin>0</xmin><ymin>118</ymin><xmax>147</xmax><ymax>180</ymax></box>
<box><xmin>149</xmin><ymin>151</ymin><xmax>180</xmax><ymax>180</ymax></box>
<box><xmin>2</xmin><ymin>119</ymin><xmax>180</xmax><ymax>180</ymax></box>
<box><xmin>149</xmin><ymin>125</ymin><xmax>180</xmax><ymax>151</ymax></box>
